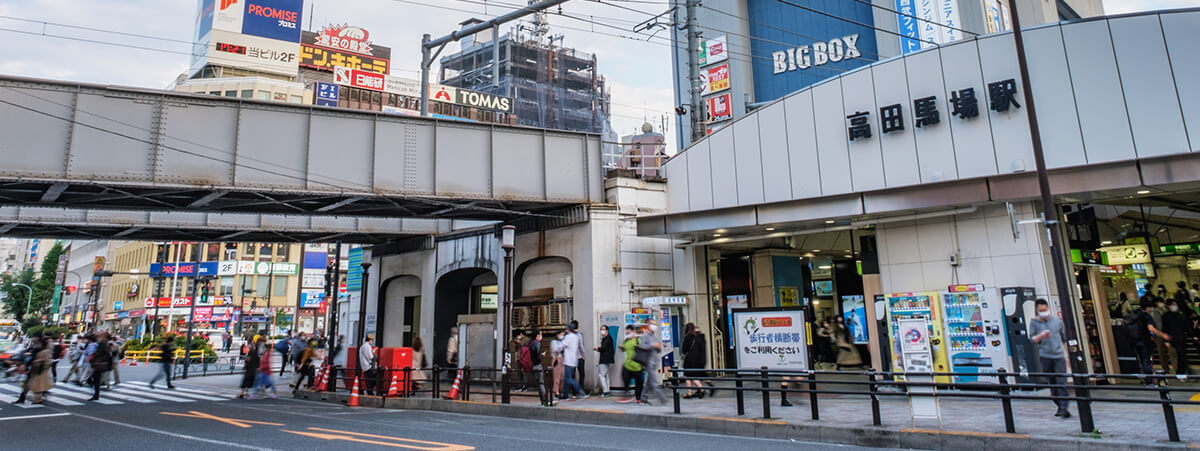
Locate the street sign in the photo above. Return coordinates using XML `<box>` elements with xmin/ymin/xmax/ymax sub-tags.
<box><xmin>1100</xmin><ymin>244</ymin><xmax>1151</xmax><ymax>265</ymax></box>
<box><xmin>93</xmin><ymin>256</ymin><xmax>106</xmax><ymax>272</ymax></box>
<box><xmin>1158</xmin><ymin>242</ymin><xmax>1200</xmax><ymax>257</ymax></box>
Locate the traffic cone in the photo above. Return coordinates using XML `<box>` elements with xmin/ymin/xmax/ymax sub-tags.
<box><xmin>386</xmin><ymin>372</ymin><xmax>400</xmax><ymax>397</ymax></box>
<box><xmin>121</xmin><ymin>358</ymin><xmax>127</xmax><ymax>366</ymax></box>
<box><xmin>314</xmin><ymin>366</ymin><xmax>328</xmax><ymax>391</ymax></box>
<box><xmin>348</xmin><ymin>377</ymin><xmax>361</xmax><ymax>407</ymax></box>
<box><xmin>445</xmin><ymin>370</ymin><xmax>463</xmax><ymax>400</ymax></box>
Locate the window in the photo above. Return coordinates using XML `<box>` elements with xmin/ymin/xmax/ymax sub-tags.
<box><xmin>259</xmin><ymin>243</ymin><xmax>273</xmax><ymax>261</ymax></box>
<box><xmin>289</xmin><ymin>95</ymin><xmax>302</xmax><ymax>104</ymax></box>
<box><xmin>224</xmin><ymin>90</ymin><xmax>238</xmax><ymax>97</ymax></box>
<box><xmin>273</xmin><ymin>276</ymin><xmax>287</xmax><ymax>297</ymax></box>
<box><xmin>241</xmin><ymin>90</ymin><xmax>253</xmax><ymax>99</ymax></box>
<box><xmin>241</xmin><ymin>244</ymin><xmax>256</xmax><ymax>260</ymax></box>
<box><xmin>185</xmin><ymin>244</ymin><xmax>199</xmax><ymax>261</ymax></box>
<box><xmin>257</xmin><ymin>90</ymin><xmax>271</xmax><ymax>101</ymax></box>
<box><xmin>276</xmin><ymin>244</ymin><xmax>290</xmax><ymax>261</ymax></box>
<box><xmin>209</xmin><ymin>91</ymin><xmax>221</xmax><ymax>96</ymax></box>
<box><xmin>220</xmin><ymin>277</ymin><xmax>234</xmax><ymax>296</ymax></box>
<box><xmin>351</xmin><ymin>89</ymin><xmax>361</xmax><ymax>101</ymax></box>
<box><xmin>206</xmin><ymin>243</ymin><xmax>220</xmax><ymax>261</ymax></box>
<box><xmin>255</xmin><ymin>276</ymin><xmax>269</xmax><ymax>298</ymax></box>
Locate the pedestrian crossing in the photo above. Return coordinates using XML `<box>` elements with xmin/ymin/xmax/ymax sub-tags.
<box><xmin>0</xmin><ymin>380</ymin><xmax>242</xmax><ymax>409</ymax></box>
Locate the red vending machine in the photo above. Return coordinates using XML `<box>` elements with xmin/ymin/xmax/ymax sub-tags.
<box><xmin>344</xmin><ymin>346</ymin><xmax>358</xmax><ymax>390</ymax></box>
<box><xmin>377</xmin><ymin>347</ymin><xmax>414</xmax><ymax>394</ymax></box>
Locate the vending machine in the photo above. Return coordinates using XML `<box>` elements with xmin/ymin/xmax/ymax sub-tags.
<box><xmin>941</xmin><ymin>284</ymin><xmax>1012</xmax><ymax>383</ymax></box>
<box><xmin>1002</xmin><ymin>286</ymin><xmax>1040</xmax><ymax>384</ymax></box>
<box><xmin>886</xmin><ymin>291</ymin><xmax>951</xmax><ymax>383</ymax></box>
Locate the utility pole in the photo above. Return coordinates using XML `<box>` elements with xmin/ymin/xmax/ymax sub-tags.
<box><xmin>151</xmin><ymin>243</ymin><xmax>167</xmax><ymax>337</ymax></box>
<box><xmin>1007</xmin><ymin>3</ymin><xmax>1093</xmax><ymax>432</ymax></box>
<box><xmin>685</xmin><ymin>0</ymin><xmax>704</xmax><ymax>143</ymax></box>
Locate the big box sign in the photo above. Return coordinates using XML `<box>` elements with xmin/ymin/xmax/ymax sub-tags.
<box><xmin>732</xmin><ymin>309</ymin><xmax>809</xmax><ymax>370</ymax></box>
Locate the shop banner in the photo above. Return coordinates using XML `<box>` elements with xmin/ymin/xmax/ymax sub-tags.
<box><xmin>704</xmin><ymin>93</ymin><xmax>733</xmax><ymax>124</ymax></box>
<box><xmin>698</xmin><ymin>35</ymin><xmax>728</xmax><ymax>66</ymax></box>
<box><xmin>302</xmin><ymin>268</ymin><xmax>325</xmax><ymax>289</ymax></box>
<box><xmin>129</xmin><ymin>309</ymin><xmax>146</xmax><ymax>318</ymax></box>
<box><xmin>732</xmin><ymin>309</ymin><xmax>809</xmax><ymax>370</ymax></box>
<box><xmin>194</xmin><ymin>307</ymin><xmax>213</xmax><ymax>322</ymax></box>
<box><xmin>700</xmin><ymin>63</ymin><xmax>730</xmax><ymax>96</ymax></box>
<box><xmin>895</xmin><ymin>0</ymin><xmax>922</xmax><ymax>54</ymax></box>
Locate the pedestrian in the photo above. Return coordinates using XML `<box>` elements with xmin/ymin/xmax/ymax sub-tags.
<box><xmin>1029</xmin><ymin>299</ymin><xmax>1070</xmax><ymax>418</ymax></box>
<box><xmin>13</xmin><ymin>336</ymin><xmax>43</xmax><ymax>404</ymax></box>
<box><xmin>87</xmin><ymin>331</ymin><xmax>114</xmax><ymax>401</ymax></box>
<box><xmin>16</xmin><ymin>337</ymin><xmax>52</xmax><ymax>405</ymax></box>
<box><xmin>638</xmin><ymin>323</ymin><xmax>668</xmax><ymax>405</ymax></box>
<box><xmin>527</xmin><ymin>330</ymin><xmax>548</xmax><ymax>406</ymax></box>
<box><xmin>1151</xmin><ymin>296</ymin><xmax>1172</xmax><ymax>373</ymax></box>
<box><xmin>254</xmin><ymin>339</ymin><xmax>278</xmax><ymax>399</ymax></box>
<box><xmin>551</xmin><ymin>331</ymin><xmax>565</xmax><ymax>399</ymax></box>
<box><xmin>50</xmin><ymin>335</ymin><xmax>64</xmax><ymax>381</ymax></box>
<box><xmin>292</xmin><ymin>344</ymin><xmax>315</xmax><ymax>393</ymax></box>
<box><xmin>594</xmin><ymin>326</ymin><xmax>614</xmax><ymax>397</ymax></box>
<box><xmin>1113</xmin><ymin>292</ymin><xmax>1136</xmax><ymax>318</ymax></box>
<box><xmin>617</xmin><ymin>325</ymin><xmax>645</xmax><ymax>404</ymax></box>
<box><xmin>510</xmin><ymin>330</ymin><xmax>528</xmax><ymax>391</ymax></box>
<box><xmin>560</xmin><ymin>322</ymin><xmax>588</xmax><ymax>400</ymax></box>
<box><xmin>1163</xmin><ymin>298</ymin><xmax>1192</xmax><ymax>375</ymax></box>
<box><xmin>290</xmin><ymin>333</ymin><xmax>309</xmax><ymax>372</ymax></box>
<box><xmin>1124</xmin><ymin>298</ymin><xmax>1168</xmax><ymax>380</ymax></box>
<box><xmin>681</xmin><ymin>323</ymin><xmax>710</xmax><ymax>399</ymax></box>
<box><xmin>330</xmin><ymin>335</ymin><xmax>346</xmax><ymax>387</ymax></box>
<box><xmin>569</xmin><ymin>320</ymin><xmax>586</xmax><ymax>391</ymax></box>
<box><xmin>222</xmin><ymin>330</ymin><xmax>232</xmax><ymax>353</ymax></box>
<box><xmin>834</xmin><ymin>319</ymin><xmax>863</xmax><ymax>370</ymax></box>
<box><xmin>359</xmin><ymin>335</ymin><xmax>376</xmax><ymax>394</ymax></box>
<box><xmin>815</xmin><ymin>320</ymin><xmax>834</xmax><ymax>368</ymax></box>
<box><xmin>238</xmin><ymin>336</ymin><xmax>260</xmax><ymax>399</ymax></box>
<box><xmin>61</xmin><ymin>337</ymin><xmax>84</xmax><ymax>383</ymax></box>
<box><xmin>106</xmin><ymin>335</ymin><xmax>123</xmax><ymax>388</ymax></box>
<box><xmin>149</xmin><ymin>337</ymin><xmax>176</xmax><ymax>389</ymax></box>
<box><xmin>411</xmin><ymin>337</ymin><xmax>428</xmax><ymax>390</ymax></box>
<box><xmin>275</xmin><ymin>333</ymin><xmax>292</xmax><ymax>376</ymax></box>
<box><xmin>445</xmin><ymin>327</ymin><xmax>459</xmax><ymax>381</ymax></box>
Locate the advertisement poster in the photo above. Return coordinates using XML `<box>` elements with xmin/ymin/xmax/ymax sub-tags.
<box><xmin>700</xmin><ymin>63</ymin><xmax>730</xmax><ymax>96</ymax></box>
<box><xmin>815</xmin><ymin>280</ymin><xmax>834</xmax><ymax>297</ymax></box>
<box><xmin>733</xmin><ymin>309</ymin><xmax>809</xmax><ymax>370</ymax></box>
<box><xmin>698</xmin><ymin>35</ymin><xmax>728</xmax><ymax>66</ymax></box>
<box><xmin>316</xmin><ymin>82</ymin><xmax>338</xmax><ymax>107</ymax></box>
<box><xmin>705</xmin><ymin>93</ymin><xmax>733</xmax><ymax>124</ymax></box>
<box><xmin>841</xmin><ymin>295</ymin><xmax>868</xmax><ymax>344</ymax></box>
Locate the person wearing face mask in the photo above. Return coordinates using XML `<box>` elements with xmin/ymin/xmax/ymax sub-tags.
<box><xmin>1162</xmin><ymin>299</ymin><xmax>1192</xmax><ymax>375</ymax></box>
<box><xmin>1150</xmin><ymin>297</ymin><xmax>1172</xmax><ymax>374</ymax></box>
<box><xmin>1029</xmin><ymin>299</ymin><xmax>1070</xmax><ymax>418</ymax></box>
<box><xmin>1123</xmin><ymin>298</ymin><xmax>1170</xmax><ymax>381</ymax></box>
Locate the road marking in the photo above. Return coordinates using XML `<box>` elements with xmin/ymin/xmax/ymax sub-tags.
<box><xmin>0</xmin><ymin>386</ymin><xmax>44</xmax><ymax>408</ymax></box>
<box><xmin>48</xmin><ymin>383</ymin><xmax>124</xmax><ymax>405</ymax></box>
<box><xmin>71</xmin><ymin>411</ymin><xmax>283</xmax><ymax>451</ymax></box>
<box><xmin>902</xmin><ymin>428</ymin><xmax>1031</xmax><ymax>439</ymax></box>
<box><xmin>0</xmin><ymin>383</ymin><xmax>87</xmax><ymax>406</ymax></box>
<box><xmin>0</xmin><ymin>412</ymin><xmax>71</xmax><ymax>421</ymax></box>
<box><xmin>160</xmin><ymin>410</ymin><xmax>285</xmax><ymax>428</ymax></box>
<box><xmin>283</xmin><ymin>427</ymin><xmax>475</xmax><ymax>450</ymax></box>
<box><xmin>109</xmin><ymin>386</ymin><xmax>195</xmax><ymax>402</ymax></box>
<box><xmin>125</xmin><ymin>381</ymin><xmax>238</xmax><ymax>398</ymax></box>
<box><xmin>699</xmin><ymin>416</ymin><xmax>786</xmax><ymax>425</ymax></box>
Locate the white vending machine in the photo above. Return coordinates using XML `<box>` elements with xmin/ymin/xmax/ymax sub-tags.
<box><xmin>940</xmin><ymin>284</ymin><xmax>1012</xmax><ymax>383</ymax></box>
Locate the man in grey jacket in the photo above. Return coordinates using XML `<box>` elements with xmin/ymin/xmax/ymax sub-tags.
<box><xmin>1029</xmin><ymin>299</ymin><xmax>1070</xmax><ymax>418</ymax></box>
<box><xmin>638</xmin><ymin>323</ymin><xmax>668</xmax><ymax>405</ymax></box>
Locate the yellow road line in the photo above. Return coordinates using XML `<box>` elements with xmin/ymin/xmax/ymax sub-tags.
<box><xmin>282</xmin><ymin>427</ymin><xmax>474</xmax><ymax>450</ymax></box>
<box><xmin>160</xmin><ymin>411</ymin><xmax>284</xmax><ymax>428</ymax></box>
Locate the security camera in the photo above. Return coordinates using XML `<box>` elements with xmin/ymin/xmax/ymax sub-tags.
<box><xmin>674</xmin><ymin>106</ymin><xmax>688</xmax><ymax>116</ymax></box>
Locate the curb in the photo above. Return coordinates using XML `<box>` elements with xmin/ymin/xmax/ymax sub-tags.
<box><xmin>294</xmin><ymin>390</ymin><xmax>1190</xmax><ymax>450</ymax></box>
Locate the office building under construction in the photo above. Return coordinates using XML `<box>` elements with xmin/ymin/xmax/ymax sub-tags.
<box><xmin>438</xmin><ymin>15</ymin><xmax>615</xmax><ymax>137</ymax></box>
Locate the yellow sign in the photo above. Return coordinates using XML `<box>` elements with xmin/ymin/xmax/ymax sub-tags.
<box><xmin>778</xmin><ymin>287</ymin><xmax>800</xmax><ymax>307</ymax></box>
<box><xmin>300</xmin><ymin>44</ymin><xmax>389</xmax><ymax>74</ymax></box>
<box><xmin>1100</xmin><ymin>244</ymin><xmax>1152</xmax><ymax>265</ymax></box>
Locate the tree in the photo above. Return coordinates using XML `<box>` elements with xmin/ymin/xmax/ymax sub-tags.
<box><xmin>27</xmin><ymin>241</ymin><xmax>67</xmax><ymax>319</ymax></box>
<box><xmin>1</xmin><ymin>268</ymin><xmax>36</xmax><ymax>319</ymax></box>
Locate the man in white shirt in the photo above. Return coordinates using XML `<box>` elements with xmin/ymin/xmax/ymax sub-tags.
<box><xmin>560</xmin><ymin>323</ymin><xmax>588</xmax><ymax>400</ymax></box>
<box><xmin>358</xmin><ymin>336</ymin><xmax>375</xmax><ymax>373</ymax></box>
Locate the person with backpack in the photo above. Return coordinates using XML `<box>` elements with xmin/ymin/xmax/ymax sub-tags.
<box><xmin>1124</xmin><ymin>298</ymin><xmax>1170</xmax><ymax>381</ymax></box>
<box><xmin>86</xmin><ymin>331</ymin><xmax>114</xmax><ymax>401</ymax></box>
<box><xmin>149</xmin><ymin>337</ymin><xmax>176</xmax><ymax>389</ymax></box>
<box><xmin>276</xmin><ymin>333</ymin><xmax>293</xmax><ymax>376</ymax></box>
<box><xmin>594</xmin><ymin>326</ymin><xmax>614</xmax><ymax>398</ymax></box>
<box><xmin>617</xmin><ymin>325</ymin><xmax>645</xmax><ymax>404</ymax></box>
<box><xmin>254</xmin><ymin>339</ymin><xmax>279</xmax><ymax>399</ymax></box>
<box><xmin>1030</xmin><ymin>299</ymin><xmax>1070</xmax><ymax>418</ymax></box>
<box><xmin>514</xmin><ymin>331</ymin><xmax>532</xmax><ymax>392</ymax></box>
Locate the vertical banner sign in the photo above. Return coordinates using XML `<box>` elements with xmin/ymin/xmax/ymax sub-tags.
<box><xmin>938</xmin><ymin>0</ymin><xmax>963</xmax><ymax>45</ymax></box>
<box><xmin>316</xmin><ymin>82</ymin><xmax>339</xmax><ymax>106</ymax></box>
<box><xmin>732</xmin><ymin>309</ymin><xmax>809</xmax><ymax>370</ymax></box>
<box><xmin>896</xmin><ymin>0</ymin><xmax>922</xmax><ymax>54</ymax></box>
<box><xmin>346</xmin><ymin>248</ymin><xmax>363</xmax><ymax>292</ymax></box>
<box><xmin>52</xmin><ymin>254</ymin><xmax>68</xmax><ymax>314</ymax></box>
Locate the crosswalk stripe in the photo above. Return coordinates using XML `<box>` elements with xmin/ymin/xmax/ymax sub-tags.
<box><xmin>43</xmin><ymin>383</ymin><xmax>123</xmax><ymax>405</ymax></box>
<box><xmin>109</xmin><ymin>386</ymin><xmax>195</xmax><ymax>403</ymax></box>
<box><xmin>125</xmin><ymin>381</ymin><xmax>238</xmax><ymax>399</ymax></box>
<box><xmin>0</xmin><ymin>383</ymin><xmax>85</xmax><ymax>407</ymax></box>
<box><xmin>0</xmin><ymin>383</ymin><xmax>51</xmax><ymax>407</ymax></box>
<box><xmin>71</xmin><ymin>386</ymin><xmax>156</xmax><ymax>404</ymax></box>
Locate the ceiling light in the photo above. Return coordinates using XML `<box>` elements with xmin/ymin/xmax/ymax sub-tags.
<box><xmin>766</xmin><ymin>227</ymin><xmax>776</xmax><ymax>231</ymax></box>
<box><xmin>825</xmin><ymin>220</ymin><xmax>835</xmax><ymax>224</ymax></box>
<box><xmin>1136</xmin><ymin>190</ymin><xmax>1151</xmax><ymax>194</ymax></box>
<box><xmin>1101</xmin><ymin>240</ymin><xmax>1112</xmax><ymax>245</ymax></box>
<box><xmin>714</xmin><ymin>238</ymin><xmax>731</xmax><ymax>243</ymax></box>
<box><xmin>716</xmin><ymin>228</ymin><xmax>728</xmax><ymax>234</ymax></box>
<box><xmin>819</xmin><ymin>265</ymin><xmax>832</xmax><ymax>269</ymax></box>
<box><xmin>712</xmin><ymin>234</ymin><xmax>722</xmax><ymax>237</ymax></box>
<box><xmin>812</xmin><ymin>249</ymin><xmax>820</xmax><ymax>252</ymax></box>
<box><xmin>844</xmin><ymin>255</ymin><xmax>853</xmax><ymax>258</ymax></box>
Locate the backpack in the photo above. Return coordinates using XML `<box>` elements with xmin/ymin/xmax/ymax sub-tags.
<box><xmin>274</xmin><ymin>339</ymin><xmax>289</xmax><ymax>353</ymax></box>
<box><xmin>90</xmin><ymin>344</ymin><xmax>113</xmax><ymax>372</ymax></box>
<box><xmin>517</xmin><ymin>342</ymin><xmax>534</xmax><ymax>372</ymax></box>
<box><xmin>1123</xmin><ymin>311</ymin><xmax>1146</xmax><ymax>342</ymax></box>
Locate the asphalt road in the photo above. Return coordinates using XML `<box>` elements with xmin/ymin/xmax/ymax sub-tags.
<box><xmin>0</xmin><ymin>375</ymin><xmax>902</xmax><ymax>450</ymax></box>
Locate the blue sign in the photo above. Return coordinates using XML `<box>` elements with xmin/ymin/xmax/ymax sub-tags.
<box><xmin>150</xmin><ymin>261</ymin><xmax>220</xmax><ymax>277</ymax></box>
<box><xmin>114</xmin><ymin>301</ymin><xmax>124</xmax><ymax>311</ymax></box>
<box><xmin>196</xmin><ymin>0</ymin><xmax>215</xmax><ymax>40</ymax></box>
<box><xmin>117</xmin><ymin>311</ymin><xmax>130</xmax><ymax>319</ymax></box>
<box><xmin>300</xmin><ymin>291</ymin><xmax>324</xmax><ymax>309</ymax></box>
<box><xmin>240</xmin><ymin>0</ymin><xmax>303</xmax><ymax>43</ymax></box>
<box><xmin>347</xmin><ymin>248</ymin><xmax>363</xmax><ymax>292</ymax></box>
<box><xmin>896</xmin><ymin>0</ymin><xmax>922</xmax><ymax>54</ymax></box>
<box><xmin>316</xmin><ymin>82</ymin><xmax>339</xmax><ymax>107</ymax></box>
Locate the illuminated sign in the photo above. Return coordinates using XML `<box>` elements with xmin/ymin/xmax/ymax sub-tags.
<box><xmin>1100</xmin><ymin>244</ymin><xmax>1152</xmax><ymax>265</ymax></box>
<box><xmin>335</xmin><ymin>66</ymin><xmax>384</xmax><ymax>91</ymax></box>
<box><xmin>299</xmin><ymin>30</ymin><xmax>391</xmax><ymax>74</ymax></box>
<box><xmin>215</xmin><ymin>41</ymin><xmax>247</xmax><ymax>55</ymax></box>
<box><xmin>456</xmin><ymin>89</ymin><xmax>512</xmax><ymax>112</ymax></box>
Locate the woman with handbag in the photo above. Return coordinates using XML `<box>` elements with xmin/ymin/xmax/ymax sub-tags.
<box><xmin>26</xmin><ymin>338</ymin><xmax>53</xmax><ymax>404</ymax></box>
<box><xmin>681</xmin><ymin>323</ymin><xmax>712</xmax><ymax>399</ymax></box>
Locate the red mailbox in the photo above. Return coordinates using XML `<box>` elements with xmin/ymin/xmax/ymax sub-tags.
<box><xmin>378</xmin><ymin>347</ymin><xmax>414</xmax><ymax>394</ymax></box>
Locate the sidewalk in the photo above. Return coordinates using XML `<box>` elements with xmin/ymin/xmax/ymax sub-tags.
<box><xmin>296</xmin><ymin>381</ymin><xmax>1200</xmax><ymax>450</ymax></box>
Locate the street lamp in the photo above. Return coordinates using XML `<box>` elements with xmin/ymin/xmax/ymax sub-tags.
<box><xmin>13</xmin><ymin>283</ymin><xmax>32</xmax><ymax>321</ymax></box>
<box><xmin>499</xmin><ymin>225</ymin><xmax>515</xmax><ymax>404</ymax></box>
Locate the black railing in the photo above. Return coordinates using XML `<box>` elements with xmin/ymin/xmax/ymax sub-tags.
<box><xmin>667</xmin><ymin>367</ymin><xmax>1198</xmax><ymax>442</ymax></box>
<box><xmin>316</xmin><ymin>364</ymin><xmax>559</xmax><ymax>404</ymax></box>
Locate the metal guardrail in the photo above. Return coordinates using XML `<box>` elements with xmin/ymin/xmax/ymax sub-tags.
<box><xmin>666</xmin><ymin>367</ymin><xmax>1198</xmax><ymax>442</ymax></box>
<box><xmin>320</xmin><ymin>365</ymin><xmax>551</xmax><ymax>404</ymax></box>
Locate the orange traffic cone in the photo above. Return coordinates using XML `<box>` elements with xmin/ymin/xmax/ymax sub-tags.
<box><xmin>445</xmin><ymin>370</ymin><xmax>463</xmax><ymax>400</ymax></box>
<box><xmin>386</xmin><ymin>373</ymin><xmax>400</xmax><ymax>397</ymax></box>
<box><xmin>314</xmin><ymin>366</ymin><xmax>328</xmax><ymax>391</ymax></box>
<box><xmin>120</xmin><ymin>358</ymin><xmax>127</xmax><ymax>366</ymax></box>
<box><xmin>348</xmin><ymin>377</ymin><xmax>361</xmax><ymax>407</ymax></box>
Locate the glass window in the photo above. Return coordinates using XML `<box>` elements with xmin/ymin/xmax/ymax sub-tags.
<box><xmin>276</xmin><ymin>244</ymin><xmax>290</xmax><ymax>261</ymax></box>
<box><xmin>241</xmin><ymin>244</ymin><xmax>256</xmax><ymax>260</ymax></box>
<box><xmin>273</xmin><ymin>276</ymin><xmax>287</xmax><ymax>297</ymax></box>
<box><xmin>289</xmin><ymin>95</ymin><xmax>302</xmax><ymax>104</ymax></box>
<box><xmin>209</xmin><ymin>91</ymin><xmax>221</xmax><ymax>96</ymax></box>
<box><xmin>220</xmin><ymin>277</ymin><xmax>234</xmax><ymax>296</ymax></box>
<box><xmin>224</xmin><ymin>90</ymin><xmax>238</xmax><ymax>97</ymax></box>
<box><xmin>241</xmin><ymin>89</ymin><xmax>253</xmax><ymax>99</ymax></box>
<box><xmin>255</xmin><ymin>276</ymin><xmax>269</xmax><ymax>298</ymax></box>
<box><xmin>351</xmin><ymin>89</ymin><xmax>361</xmax><ymax>101</ymax></box>
<box><xmin>257</xmin><ymin>90</ymin><xmax>271</xmax><ymax>100</ymax></box>
<box><xmin>186</xmin><ymin>244</ymin><xmax>199</xmax><ymax>261</ymax></box>
<box><xmin>259</xmin><ymin>243</ymin><xmax>273</xmax><ymax>261</ymax></box>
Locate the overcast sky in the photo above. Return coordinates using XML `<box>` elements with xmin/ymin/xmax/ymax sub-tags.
<box><xmin>0</xmin><ymin>0</ymin><xmax>1190</xmax><ymax>153</ymax></box>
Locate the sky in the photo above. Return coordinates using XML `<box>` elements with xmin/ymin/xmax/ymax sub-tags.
<box><xmin>0</xmin><ymin>0</ymin><xmax>1191</xmax><ymax>154</ymax></box>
